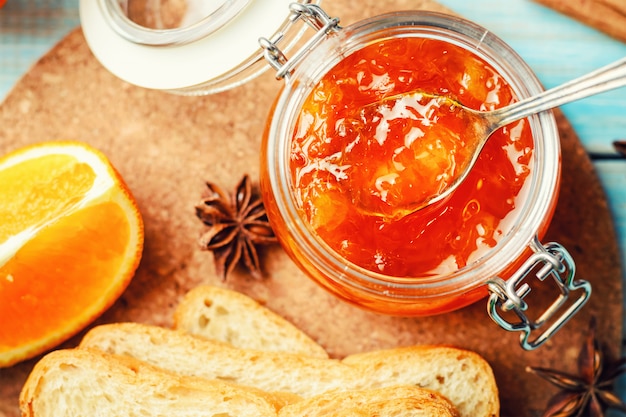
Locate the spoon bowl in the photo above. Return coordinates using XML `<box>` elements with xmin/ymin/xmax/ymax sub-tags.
<box><xmin>351</xmin><ymin>56</ymin><xmax>626</xmax><ymax>219</ymax></box>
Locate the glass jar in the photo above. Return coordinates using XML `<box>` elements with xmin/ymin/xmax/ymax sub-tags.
<box><xmin>79</xmin><ymin>1</ymin><xmax>591</xmax><ymax>349</ymax></box>
<box><xmin>259</xmin><ymin>5</ymin><xmax>591</xmax><ymax>350</ymax></box>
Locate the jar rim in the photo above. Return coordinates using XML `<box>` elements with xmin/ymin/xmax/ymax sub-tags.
<box><xmin>79</xmin><ymin>0</ymin><xmax>317</xmax><ymax>94</ymax></box>
<box><xmin>265</xmin><ymin>10</ymin><xmax>561</xmax><ymax>298</ymax></box>
<box><xmin>96</xmin><ymin>0</ymin><xmax>252</xmax><ymax>46</ymax></box>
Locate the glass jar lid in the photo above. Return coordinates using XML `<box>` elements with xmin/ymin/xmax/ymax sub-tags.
<box><xmin>79</xmin><ymin>0</ymin><xmax>317</xmax><ymax>94</ymax></box>
<box><xmin>97</xmin><ymin>0</ymin><xmax>252</xmax><ymax>46</ymax></box>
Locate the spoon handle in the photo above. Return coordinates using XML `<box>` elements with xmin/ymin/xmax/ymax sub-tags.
<box><xmin>489</xmin><ymin>56</ymin><xmax>626</xmax><ymax>128</ymax></box>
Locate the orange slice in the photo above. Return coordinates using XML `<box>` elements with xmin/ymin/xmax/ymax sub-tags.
<box><xmin>0</xmin><ymin>141</ymin><xmax>144</xmax><ymax>367</ymax></box>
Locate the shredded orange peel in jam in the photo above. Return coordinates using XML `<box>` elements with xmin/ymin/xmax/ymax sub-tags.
<box><xmin>290</xmin><ymin>37</ymin><xmax>534</xmax><ymax>277</ymax></box>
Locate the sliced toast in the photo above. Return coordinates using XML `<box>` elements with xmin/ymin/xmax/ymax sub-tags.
<box><xmin>173</xmin><ymin>285</ymin><xmax>328</xmax><ymax>358</ymax></box>
<box><xmin>20</xmin><ymin>348</ymin><xmax>459</xmax><ymax>417</ymax></box>
<box><xmin>19</xmin><ymin>348</ymin><xmax>289</xmax><ymax>417</ymax></box>
<box><xmin>79</xmin><ymin>322</ymin><xmax>358</xmax><ymax>396</ymax></box>
<box><xmin>344</xmin><ymin>346</ymin><xmax>499</xmax><ymax>417</ymax></box>
<box><xmin>79</xmin><ymin>322</ymin><xmax>499</xmax><ymax>417</ymax></box>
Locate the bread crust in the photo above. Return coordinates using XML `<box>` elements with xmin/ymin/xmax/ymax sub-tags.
<box><xmin>278</xmin><ymin>385</ymin><xmax>459</xmax><ymax>417</ymax></box>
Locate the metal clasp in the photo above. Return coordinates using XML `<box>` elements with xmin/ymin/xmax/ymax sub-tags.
<box><xmin>487</xmin><ymin>238</ymin><xmax>591</xmax><ymax>350</ymax></box>
<box><xmin>259</xmin><ymin>3</ymin><xmax>341</xmax><ymax>80</ymax></box>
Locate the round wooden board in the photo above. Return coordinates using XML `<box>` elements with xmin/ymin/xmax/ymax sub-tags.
<box><xmin>0</xmin><ymin>1</ymin><xmax>623</xmax><ymax>416</ymax></box>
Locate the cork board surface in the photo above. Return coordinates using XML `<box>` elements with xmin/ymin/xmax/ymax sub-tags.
<box><xmin>0</xmin><ymin>1</ymin><xmax>623</xmax><ymax>416</ymax></box>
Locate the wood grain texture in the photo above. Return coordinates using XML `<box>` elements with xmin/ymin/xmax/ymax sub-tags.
<box><xmin>0</xmin><ymin>1</ymin><xmax>622</xmax><ymax>416</ymax></box>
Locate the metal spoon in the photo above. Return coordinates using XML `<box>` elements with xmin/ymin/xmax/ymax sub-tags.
<box><xmin>354</xmin><ymin>56</ymin><xmax>626</xmax><ymax>219</ymax></box>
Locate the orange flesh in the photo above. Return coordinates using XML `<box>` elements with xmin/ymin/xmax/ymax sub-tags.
<box><xmin>290</xmin><ymin>38</ymin><xmax>534</xmax><ymax>277</ymax></box>
<box><xmin>0</xmin><ymin>201</ymin><xmax>131</xmax><ymax>348</ymax></box>
<box><xmin>0</xmin><ymin>155</ymin><xmax>95</xmax><ymax>242</ymax></box>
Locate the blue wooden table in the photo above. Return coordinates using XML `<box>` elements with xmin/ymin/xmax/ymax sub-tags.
<box><xmin>2</xmin><ymin>0</ymin><xmax>626</xmax><ymax>408</ymax></box>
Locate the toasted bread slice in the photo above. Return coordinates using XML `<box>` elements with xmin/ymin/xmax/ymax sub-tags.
<box><xmin>19</xmin><ymin>348</ymin><xmax>287</xmax><ymax>417</ymax></box>
<box><xmin>278</xmin><ymin>385</ymin><xmax>459</xmax><ymax>417</ymax></box>
<box><xmin>173</xmin><ymin>285</ymin><xmax>328</xmax><ymax>358</ymax></box>
<box><xmin>79</xmin><ymin>322</ymin><xmax>359</xmax><ymax>397</ymax></box>
<box><xmin>344</xmin><ymin>346</ymin><xmax>499</xmax><ymax>417</ymax></box>
<box><xmin>80</xmin><ymin>322</ymin><xmax>498</xmax><ymax>417</ymax></box>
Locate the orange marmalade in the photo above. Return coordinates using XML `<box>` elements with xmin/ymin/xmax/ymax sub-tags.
<box><xmin>289</xmin><ymin>37</ymin><xmax>534</xmax><ymax>277</ymax></box>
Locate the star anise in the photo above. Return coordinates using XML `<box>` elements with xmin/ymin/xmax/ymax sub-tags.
<box><xmin>195</xmin><ymin>174</ymin><xmax>277</xmax><ymax>280</ymax></box>
<box><xmin>527</xmin><ymin>317</ymin><xmax>626</xmax><ymax>417</ymax></box>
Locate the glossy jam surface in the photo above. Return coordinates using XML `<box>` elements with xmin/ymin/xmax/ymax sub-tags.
<box><xmin>290</xmin><ymin>37</ymin><xmax>534</xmax><ymax>277</ymax></box>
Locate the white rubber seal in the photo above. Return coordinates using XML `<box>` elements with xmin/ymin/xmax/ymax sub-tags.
<box><xmin>79</xmin><ymin>0</ymin><xmax>293</xmax><ymax>91</ymax></box>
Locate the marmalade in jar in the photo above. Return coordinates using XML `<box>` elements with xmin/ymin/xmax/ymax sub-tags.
<box><xmin>290</xmin><ymin>37</ymin><xmax>534</xmax><ymax>277</ymax></box>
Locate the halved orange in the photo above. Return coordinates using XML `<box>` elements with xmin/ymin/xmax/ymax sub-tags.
<box><xmin>0</xmin><ymin>141</ymin><xmax>144</xmax><ymax>367</ymax></box>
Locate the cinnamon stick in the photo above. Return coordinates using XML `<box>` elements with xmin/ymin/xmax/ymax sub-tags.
<box><xmin>533</xmin><ymin>0</ymin><xmax>626</xmax><ymax>43</ymax></box>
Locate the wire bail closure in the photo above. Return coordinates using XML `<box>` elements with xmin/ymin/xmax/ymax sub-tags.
<box><xmin>259</xmin><ymin>3</ymin><xmax>341</xmax><ymax>80</ymax></box>
<box><xmin>487</xmin><ymin>238</ymin><xmax>591</xmax><ymax>350</ymax></box>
